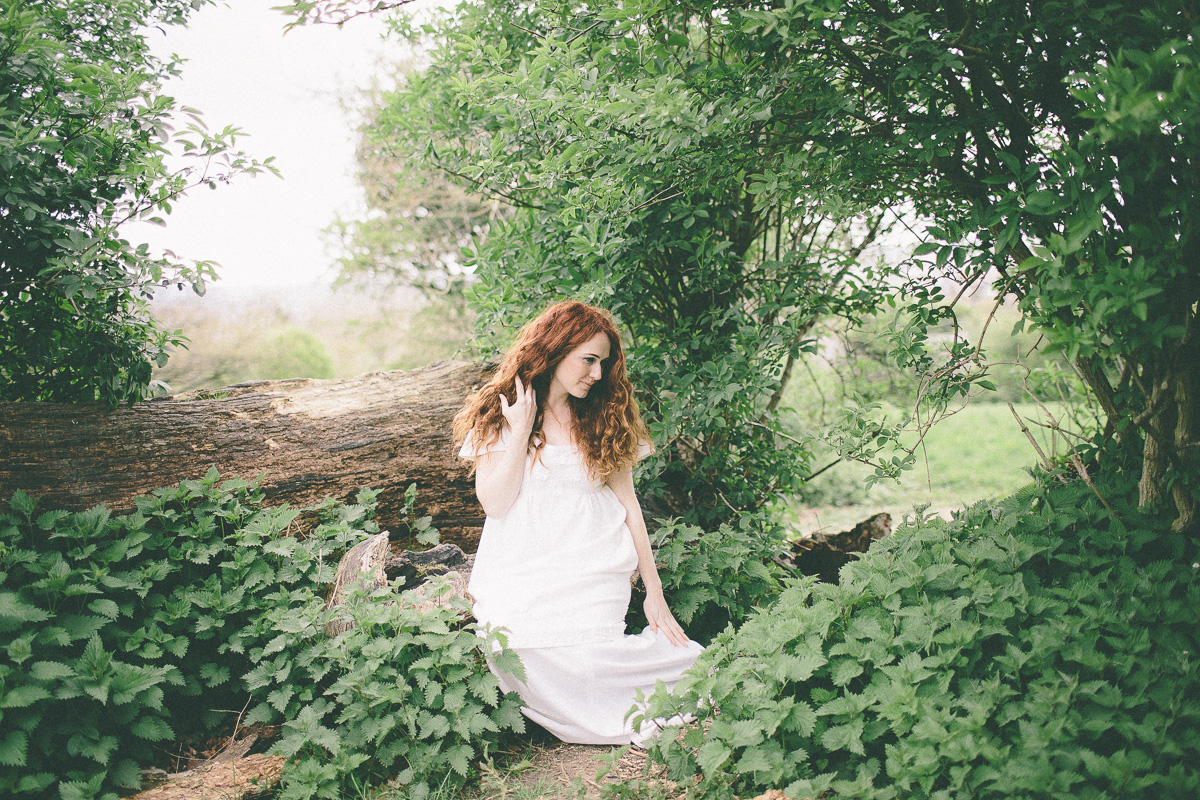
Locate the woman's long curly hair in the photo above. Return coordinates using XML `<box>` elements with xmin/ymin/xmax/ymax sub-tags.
<box><xmin>453</xmin><ymin>301</ymin><xmax>650</xmax><ymax>482</ymax></box>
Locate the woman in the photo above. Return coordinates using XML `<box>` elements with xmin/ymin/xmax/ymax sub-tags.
<box><xmin>453</xmin><ymin>300</ymin><xmax>701</xmax><ymax>745</ymax></box>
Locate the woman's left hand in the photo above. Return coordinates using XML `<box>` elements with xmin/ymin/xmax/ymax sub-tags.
<box><xmin>644</xmin><ymin>590</ymin><xmax>690</xmax><ymax>647</ymax></box>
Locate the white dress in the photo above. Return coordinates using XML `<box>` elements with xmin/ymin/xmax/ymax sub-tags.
<box><xmin>459</xmin><ymin>429</ymin><xmax>702</xmax><ymax>745</ymax></box>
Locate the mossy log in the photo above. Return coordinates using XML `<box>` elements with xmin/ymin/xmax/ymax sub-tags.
<box><xmin>0</xmin><ymin>361</ymin><xmax>490</xmax><ymax>551</ymax></box>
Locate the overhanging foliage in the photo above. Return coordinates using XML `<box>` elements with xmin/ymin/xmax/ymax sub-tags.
<box><xmin>293</xmin><ymin>0</ymin><xmax>1200</xmax><ymax>531</ymax></box>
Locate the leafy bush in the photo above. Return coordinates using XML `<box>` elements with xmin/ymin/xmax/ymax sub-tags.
<box><xmin>244</xmin><ymin>582</ymin><xmax>525</xmax><ymax>800</ymax></box>
<box><xmin>641</xmin><ymin>474</ymin><xmax>1200</xmax><ymax>799</ymax></box>
<box><xmin>0</xmin><ymin>473</ymin><xmax>522</xmax><ymax>800</ymax></box>
<box><xmin>638</xmin><ymin>517</ymin><xmax>786</xmax><ymax>646</ymax></box>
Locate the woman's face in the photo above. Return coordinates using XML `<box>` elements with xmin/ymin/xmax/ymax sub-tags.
<box><xmin>550</xmin><ymin>332</ymin><xmax>611</xmax><ymax>400</ymax></box>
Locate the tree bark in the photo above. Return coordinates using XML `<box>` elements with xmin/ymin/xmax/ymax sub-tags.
<box><xmin>0</xmin><ymin>360</ymin><xmax>491</xmax><ymax>551</ymax></box>
<box><xmin>1138</xmin><ymin>360</ymin><xmax>1173</xmax><ymax>512</ymax></box>
<box><xmin>1135</xmin><ymin>336</ymin><xmax>1199</xmax><ymax>535</ymax></box>
<box><xmin>131</xmin><ymin>753</ymin><xmax>284</xmax><ymax>800</ymax></box>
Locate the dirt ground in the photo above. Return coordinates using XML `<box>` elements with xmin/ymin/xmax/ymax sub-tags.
<box><xmin>470</xmin><ymin>739</ymin><xmax>678</xmax><ymax>800</ymax></box>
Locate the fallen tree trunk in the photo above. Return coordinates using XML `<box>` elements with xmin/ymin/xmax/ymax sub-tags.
<box><xmin>0</xmin><ymin>361</ymin><xmax>491</xmax><ymax>551</ymax></box>
<box><xmin>131</xmin><ymin>753</ymin><xmax>285</xmax><ymax>800</ymax></box>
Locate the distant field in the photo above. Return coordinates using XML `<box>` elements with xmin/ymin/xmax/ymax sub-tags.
<box><xmin>150</xmin><ymin>283</ymin><xmax>472</xmax><ymax>394</ymax></box>
<box><xmin>785</xmin><ymin>401</ymin><xmax>1086</xmax><ymax>536</ymax></box>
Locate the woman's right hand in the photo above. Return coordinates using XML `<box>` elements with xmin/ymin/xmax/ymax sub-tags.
<box><xmin>476</xmin><ymin>375</ymin><xmax>536</xmax><ymax>518</ymax></box>
<box><xmin>499</xmin><ymin>374</ymin><xmax>537</xmax><ymax>440</ymax></box>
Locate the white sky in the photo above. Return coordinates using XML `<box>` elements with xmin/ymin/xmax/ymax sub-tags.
<box><xmin>128</xmin><ymin>1</ymin><xmax>405</xmax><ymax>287</ymax></box>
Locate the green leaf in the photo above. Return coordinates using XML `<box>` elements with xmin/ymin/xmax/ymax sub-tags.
<box><xmin>16</xmin><ymin>772</ymin><xmax>55</xmax><ymax>792</ymax></box>
<box><xmin>787</xmin><ymin>702</ymin><xmax>818</xmax><ymax>738</ymax></box>
<box><xmin>88</xmin><ymin>599</ymin><xmax>120</xmax><ymax>620</ymax></box>
<box><xmin>447</xmin><ymin>742</ymin><xmax>472</xmax><ymax>776</ymax></box>
<box><xmin>131</xmin><ymin>716</ymin><xmax>173</xmax><ymax>741</ymax></box>
<box><xmin>832</xmin><ymin>659</ymin><xmax>865</xmax><ymax>686</ymax></box>
<box><xmin>697</xmin><ymin>739</ymin><xmax>733</xmax><ymax>773</ymax></box>
<box><xmin>493</xmin><ymin>698</ymin><xmax>526</xmax><ymax>733</ymax></box>
<box><xmin>199</xmin><ymin>663</ymin><xmax>230</xmax><ymax>687</ymax></box>
<box><xmin>778</xmin><ymin>652</ymin><xmax>827</xmax><ymax>682</ymax></box>
<box><xmin>30</xmin><ymin>661</ymin><xmax>75</xmax><ymax>681</ymax></box>
<box><xmin>726</xmin><ymin>719</ymin><xmax>766</xmax><ymax>748</ymax></box>
<box><xmin>0</xmin><ymin>730</ymin><xmax>28</xmax><ymax>767</ymax></box>
<box><xmin>0</xmin><ymin>592</ymin><xmax>50</xmax><ymax>625</ymax></box>
<box><xmin>736</xmin><ymin>746</ymin><xmax>775</xmax><ymax>775</ymax></box>
<box><xmin>8</xmin><ymin>491</ymin><xmax>36</xmax><ymax>517</ymax></box>
<box><xmin>68</xmin><ymin>732</ymin><xmax>119</xmax><ymax>766</ymax></box>
<box><xmin>1</xmin><ymin>685</ymin><xmax>51</xmax><ymax>708</ymax></box>
<box><xmin>820</xmin><ymin>719</ymin><xmax>866</xmax><ymax>756</ymax></box>
<box><xmin>110</xmin><ymin>758</ymin><xmax>142</xmax><ymax>789</ymax></box>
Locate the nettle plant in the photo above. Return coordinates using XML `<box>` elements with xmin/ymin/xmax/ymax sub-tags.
<box><xmin>641</xmin><ymin>470</ymin><xmax>1200</xmax><ymax>800</ymax></box>
<box><xmin>245</xmin><ymin>583</ymin><xmax>525</xmax><ymax>800</ymax></box>
<box><xmin>0</xmin><ymin>473</ymin><xmax>523</xmax><ymax>800</ymax></box>
<box><xmin>0</xmin><ymin>474</ymin><xmax>365</xmax><ymax>799</ymax></box>
<box><xmin>632</xmin><ymin>517</ymin><xmax>786</xmax><ymax>646</ymax></box>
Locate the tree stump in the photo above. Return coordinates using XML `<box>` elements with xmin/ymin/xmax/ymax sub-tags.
<box><xmin>780</xmin><ymin>513</ymin><xmax>893</xmax><ymax>583</ymax></box>
<box><xmin>323</xmin><ymin>532</ymin><xmax>474</xmax><ymax>636</ymax></box>
<box><xmin>0</xmin><ymin>361</ymin><xmax>491</xmax><ymax>551</ymax></box>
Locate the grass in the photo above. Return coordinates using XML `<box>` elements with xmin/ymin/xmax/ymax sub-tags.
<box><xmin>364</xmin><ymin>739</ymin><xmax>655</xmax><ymax>800</ymax></box>
<box><xmin>784</xmin><ymin>400</ymin><xmax>1086</xmax><ymax>536</ymax></box>
<box><xmin>776</xmin><ymin>299</ymin><xmax>1100</xmax><ymax>536</ymax></box>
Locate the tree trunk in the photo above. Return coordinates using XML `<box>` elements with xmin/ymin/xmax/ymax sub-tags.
<box><xmin>1138</xmin><ymin>357</ymin><xmax>1174</xmax><ymax>512</ymax></box>
<box><xmin>1135</xmin><ymin>336</ymin><xmax>1198</xmax><ymax>535</ymax></box>
<box><xmin>0</xmin><ymin>360</ymin><xmax>492</xmax><ymax>551</ymax></box>
<box><xmin>1170</xmin><ymin>360</ymin><xmax>1197</xmax><ymax>534</ymax></box>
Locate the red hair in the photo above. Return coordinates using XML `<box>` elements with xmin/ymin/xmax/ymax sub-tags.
<box><xmin>453</xmin><ymin>301</ymin><xmax>650</xmax><ymax>481</ymax></box>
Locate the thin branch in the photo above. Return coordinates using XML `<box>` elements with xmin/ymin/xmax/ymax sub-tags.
<box><xmin>970</xmin><ymin>275</ymin><xmax>1013</xmax><ymax>360</ymax></box>
<box><xmin>714</xmin><ymin>488</ymin><xmax>741</xmax><ymax>515</ymax></box>
<box><xmin>506</xmin><ymin>21</ymin><xmax>544</xmax><ymax>40</ymax></box>
<box><xmin>628</xmin><ymin>187</ymin><xmax>685</xmax><ymax>214</ymax></box>
<box><xmin>1018</xmin><ymin>415</ymin><xmax>1090</xmax><ymax>442</ymax></box>
<box><xmin>564</xmin><ymin>20</ymin><xmax>603</xmax><ymax>44</ymax></box>
<box><xmin>1070</xmin><ymin>451</ymin><xmax>1113</xmax><ymax>509</ymax></box>
<box><xmin>1008</xmin><ymin>402</ymin><xmax>1055</xmax><ymax>472</ymax></box>
<box><xmin>748</xmin><ymin>420</ymin><xmax>805</xmax><ymax>448</ymax></box>
<box><xmin>805</xmin><ymin>458</ymin><xmax>843</xmax><ymax>482</ymax></box>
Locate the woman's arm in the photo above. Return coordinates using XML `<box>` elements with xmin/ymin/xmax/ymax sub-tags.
<box><xmin>474</xmin><ymin>444</ymin><xmax>529</xmax><ymax>518</ymax></box>
<box><xmin>473</xmin><ymin>376</ymin><xmax>536</xmax><ymax>518</ymax></box>
<box><xmin>609</xmin><ymin>466</ymin><xmax>690</xmax><ymax>647</ymax></box>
